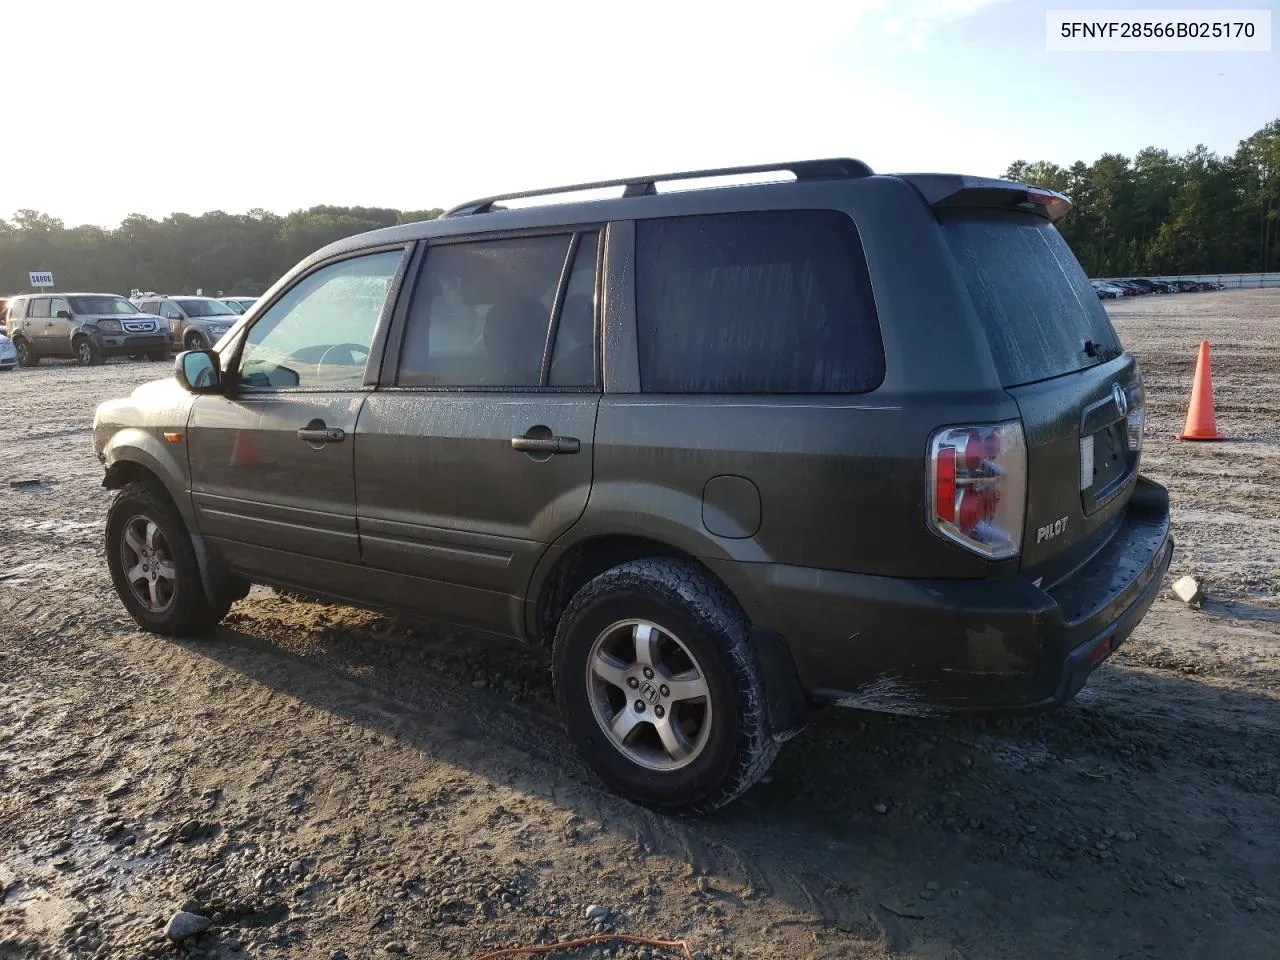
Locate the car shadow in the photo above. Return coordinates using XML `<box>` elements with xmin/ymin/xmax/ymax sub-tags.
<box><xmin>172</xmin><ymin>604</ymin><xmax>1280</xmax><ymax>959</ymax></box>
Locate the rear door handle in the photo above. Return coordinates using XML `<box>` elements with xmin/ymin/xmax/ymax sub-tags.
<box><xmin>511</xmin><ymin>435</ymin><xmax>580</xmax><ymax>455</ymax></box>
<box><xmin>297</xmin><ymin>426</ymin><xmax>345</xmax><ymax>443</ymax></box>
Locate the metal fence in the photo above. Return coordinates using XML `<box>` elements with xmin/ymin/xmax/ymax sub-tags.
<box><xmin>1096</xmin><ymin>273</ymin><xmax>1280</xmax><ymax>289</ymax></box>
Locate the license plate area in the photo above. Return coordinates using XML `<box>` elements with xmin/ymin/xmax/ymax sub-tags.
<box><xmin>1080</xmin><ymin>421</ymin><xmax>1134</xmax><ymax>515</ymax></box>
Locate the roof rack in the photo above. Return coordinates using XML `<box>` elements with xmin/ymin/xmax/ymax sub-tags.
<box><xmin>441</xmin><ymin>158</ymin><xmax>874</xmax><ymax>217</ymax></box>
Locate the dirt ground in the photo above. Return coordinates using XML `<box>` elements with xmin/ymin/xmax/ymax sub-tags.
<box><xmin>1</xmin><ymin>290</ymin><xmax>1277</xmax><ymax>960</ymax></box>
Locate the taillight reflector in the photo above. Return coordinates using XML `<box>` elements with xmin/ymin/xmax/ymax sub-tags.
<box><xmin>936</xmin><ymin>446</ymin><xmax>956</xmax><ymax>522</ymax></box>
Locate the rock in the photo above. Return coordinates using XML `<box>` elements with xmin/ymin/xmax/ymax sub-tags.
<box><xmin>925</xmin><ymin>881</ymin><xmax>940</xmax><ymax>891</ymax></box>
<box><xmin>919</xmin><ymin>889</ymin><xmax>936</xmax><ymax>900</ymax></box>
<box><xmin>1172</xmin><ymin>576</ymin><xmax>1203</xmax><ymax>606</ymax></box>
<box><xmin>331</xmin><ymin>952</ymin><xmax>348</xmax><ymax>960</ymax></box>
<box><xmin>1117</xmin><ymin>830</ymin><xmax>1137</xmax><ymax>842</ymax></box>
<box><xmin>164</xmin><ymin>912</ymin><xmax>212</xmax><ymax>941</ymax></box>
<box><xmin>585</xmin><ymin>904</ymin><xmax>609</xmax><ymax>922</ymax></box>
<box><xmin>694</xmin><ymin>877</ymin><xmax>710</xmax><ymax>893</ymax></box>
<box><xmin>383</xmin><ymin>942</ymin><xmax>407</xmax><ymax>954</ymax></box>
<box><xmin>1172</xmin><ymin>875</ymin><xmax>1188</xmax><ymax>889</ymax></box>
<box><xmin>873</xmin><ymin>802</ymin><xmax>888</xmax><ymax>815</ymax></box>
<box><xmin>176</xmin><ymin>820</ymin><xmax>201</xmax><ymax>842</ymax></box>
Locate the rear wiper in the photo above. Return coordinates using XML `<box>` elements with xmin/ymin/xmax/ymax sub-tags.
<box><xmin>1084</xmin><ymin>340</ymin><xmax>1122</xmax><ymax>362</ymax></box>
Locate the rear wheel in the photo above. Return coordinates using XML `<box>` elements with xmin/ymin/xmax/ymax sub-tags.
<box><xmin>14</xmin><ymin>337</ymin><xmax>37</xmax><ymax>367</ymax></box>
<box><xmin>105</xmin><ymin>481</ymin><xmax>232</xmax><ymax>636</ymax></box>
<box><xmin>553</xmin><ymin>558</ymin><xmax>778</xmax><ymax>815</ymax></box>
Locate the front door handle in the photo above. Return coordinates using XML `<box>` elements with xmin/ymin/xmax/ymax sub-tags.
<box><xmin>297</xmin><ymin>426</ymin><xmax>345</xmax><ymax>443</ymax></box>
<box><xmin>511</xmin><ymin>435</ymin><xmax>580</xmax><ymax>455</ymax></box>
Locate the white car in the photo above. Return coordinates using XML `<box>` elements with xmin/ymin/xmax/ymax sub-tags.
<box><xmin>220</xmin><ymin>296</ymin><xmax>259</xmax><ymax>315</ymax></box>
<box><xmin>0</xmin><ymin>332</ymin><xmax>18</xmax><ymax>370</ymax></box>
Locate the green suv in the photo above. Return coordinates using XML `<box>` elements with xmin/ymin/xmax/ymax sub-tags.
<box><xmin>92</xmin><ymin>160</ymin><xmax>1173</xmax><ymax>813</ymax></box>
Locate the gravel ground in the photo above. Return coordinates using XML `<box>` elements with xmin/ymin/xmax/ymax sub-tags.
<box><xmin>1</xmin><ymin>289</ymin><xmax>1277</xmax><ymax>960</ymax></box>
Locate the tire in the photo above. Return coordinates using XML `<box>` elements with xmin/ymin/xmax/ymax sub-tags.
<box><xmin>74</xmin><ymin>336</ymin><xmax>102</xmax><ymax>366</ymax></box>
<box><xmin>185</xmin><ymin>331</ymin><xmax>208</xmax><ymax>351</ymax></box>
<box><xmin>553</xmin><ymin>558</ymin><xmax>779</xmax><ymax>815</ymax></box>
<box><xmin>105</xmin><ymin>480</ymin><xmax>232</xmax><ymax>636</ymax></box>
<box><xmin>14</xmin><ymin>338</ymin><xmax>38</xmax><ymax>367</ymax></box>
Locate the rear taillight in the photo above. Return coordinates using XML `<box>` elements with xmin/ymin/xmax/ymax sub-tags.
<box><xmin>928</xmin><ymin>422</ymin><xmax>1027</xmax><ymax>559</ymax></box>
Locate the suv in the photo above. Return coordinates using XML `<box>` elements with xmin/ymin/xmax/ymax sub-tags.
<box><xmin>92</xmin><ymin>159</ymin><xmax>1173</xmax><ymax>814</ymax></box>
<box><xmin>133</xmin><ymin>295</ymin><xmax>239</xmax><ymax>351</ymax></box>
<box><xmin>6</xmin><ymin>293</ymin><xmax>172</xmax><ymax>366</ymax></box>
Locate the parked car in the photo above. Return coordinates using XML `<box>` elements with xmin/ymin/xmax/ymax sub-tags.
<box><xmin>219</xmin><ymin>296</ymin><xmax>259</xmax><ymax>315</ymax></box>
<box><xmin>133</xmin><ymin>296</ymin><xmax>239</xmax><ymax>351</ymax></box>
<box><xmin>1111</xmin><ymin>280</ymin><xmax>1145</xmax><ymax>296</ymax></box>
<box><xmin>0</xmin><ymin>331</ymin><xmax>17</xmax><ymax>371</ymax></box>
<box><xmin>1091</xmin><ymin>281</ymin><xmax>1124</xmax><ymax>299</ymax></box>
<box><xmin>5</xmin><ymin>293</ymin><xmax>172</xmax><ymax>366</ymax></box>
<box><xmin>92</xmin><ymin>159</ymin><xmax>1172</xmax><ymax>813</ymax></box>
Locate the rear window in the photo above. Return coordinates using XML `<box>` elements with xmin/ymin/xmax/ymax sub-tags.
<box><xmin>941</xmin><ymin>211</ymin><xmax>1122</xmax><ymax>386</ymax></box>
<box><xmin>635</xmin><ymin>210</ymin><xmax>884</xmax><ymax>394</ymax></box>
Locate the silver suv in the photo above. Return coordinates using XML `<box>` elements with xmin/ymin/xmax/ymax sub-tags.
<box><xmin>133</xmin><ymin>296</ymin><xmax>238</xmax><ymax>351</ymax></box>
<box><xmin>5</xmin><ymin>293</ymin><xmax>171</xmax><ymax>366</ymax></box>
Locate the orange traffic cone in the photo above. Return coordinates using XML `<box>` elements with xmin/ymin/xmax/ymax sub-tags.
<box><xmin>1177</xmin><ymin>340</ymin><xmax>1225</xmax><ymax>441</ymax></box>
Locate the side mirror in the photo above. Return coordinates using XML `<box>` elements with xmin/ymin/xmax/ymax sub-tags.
<box><xmin>56</xmin><ymin>310</ymin><xmax>71</xmax><ymax>319</ymax></box>
<box><xmin>175</xmin><ymin>349</ymin><xmax>222</xmax><ymax>393</ymax></box>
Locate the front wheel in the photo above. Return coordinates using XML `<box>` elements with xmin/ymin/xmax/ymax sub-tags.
<box><xmin>184</xmin><ymin>331</ymin><xmax>208</xmax><ymax>351</ymax></box>
<box><xmin>553</xmin><ymin>558</ymin><xmax>779</xmax><ymax>815</ymax></box>
<box><xmin>74</xmin><ymin>337</ymin><xmax>103</xmax><ymax>366</ymax></box>
<box><xmin>105</xmin><ymin>481</ymin><xmax>231</xmax><ymax>636</ymax></box>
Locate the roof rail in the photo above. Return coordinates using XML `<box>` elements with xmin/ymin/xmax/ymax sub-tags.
<box><xmin>441</xmin><ymin>158</ymin><xmax>874</xmax><ymax>217</ymax></box>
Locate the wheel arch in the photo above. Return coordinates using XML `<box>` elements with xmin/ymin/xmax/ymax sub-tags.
<box><xmin>527</xmin><ymin>531</ymin><xmax>812</xmax><ymax>741</ymax></box>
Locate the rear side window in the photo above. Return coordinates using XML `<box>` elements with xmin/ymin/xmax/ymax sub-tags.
<box><xmin>941</xmin><ymin>212</ymin><xmax>1123</xmax><ymax>387</ymax></box>
<box><xmin>635</xmin><ymin>210</ymin><xmax>883</xmax><ymax>394</ymax></box>
<box><xmin>9</xmin><ymin>299</ymin><xmax>26</xmax><ymax>321</ymax></box>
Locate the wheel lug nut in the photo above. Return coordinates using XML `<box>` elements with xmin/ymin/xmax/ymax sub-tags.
<box><xmin>654</xmin><ymin>705</ymin><xmax>665</xmax><ymax>719</ymax></box>
<box><xmin>634</xmin><ymin>700</ymin><xmax>646</xmax><ymax>713</ymax></box>
<box><xmin>660</xmin><ymin>684</ymin><xmax>669</xmax><ymax>697</ymax></box>
<box><xmin>643</xmin><ymin>667</ymin><xmax>654</xmax><ymax>679</ymax></box>
<box><xmin>627</xmin><ymin>677</ymin><xmax>639</xmax><ymax>689</ymax></box>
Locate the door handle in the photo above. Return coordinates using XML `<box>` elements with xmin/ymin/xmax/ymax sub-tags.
<box><xmin>297</xmin><ymin>426</ymin><xmax>345</xmax><ymax>443</ymax></box>
<box><xmin>511</xmin><ymin>435</ymin><xmax>580</xmax><ymax>454</ymax></box>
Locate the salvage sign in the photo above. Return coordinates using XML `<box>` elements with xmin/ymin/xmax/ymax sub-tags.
<box><xmin>29</xmin><ymin>271</ymin><xmax>54</xmax><ymax>287</ymax></box>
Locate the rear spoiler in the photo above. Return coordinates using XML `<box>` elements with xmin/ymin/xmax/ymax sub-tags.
<box><xmin>897</xmin><ymin>173</ymin><xmax>1073</xmax><ymax>222</ymax></box>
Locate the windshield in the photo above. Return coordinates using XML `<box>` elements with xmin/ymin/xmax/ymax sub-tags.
<box><xmin>941</xmin><ymin>211</ymin><xmax>1123</xmax><ymax>387</ymax></box>
<box><xmin>68</xmin><ymin>296</ymin><xmax>139</xmax><ymax>315</ymax></box>
<box><xmin>178</xmin><ymin>298</ymin><xmax>236</xmax><ymax>318</ymax></box>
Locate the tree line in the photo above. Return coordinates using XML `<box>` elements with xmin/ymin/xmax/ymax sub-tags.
<box><xmin>1006</xmin><ymin>119</ymin><xmax>1278</xmax><ymax>278</ymax></box>
<box><xmin>1</xmin><ymin>119</ymin><xmax>1276</xmax><ymax>296</ymax></box>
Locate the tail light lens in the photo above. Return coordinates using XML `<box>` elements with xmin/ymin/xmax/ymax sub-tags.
<box><xmin>928</xmin><ymin>422</ymin><xmax>1027</xmax><ymax>559</ymax></box>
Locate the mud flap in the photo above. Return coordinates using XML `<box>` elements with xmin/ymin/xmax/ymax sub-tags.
<box><xmin>751</xmin><ymin>628</ymin><xmax>813</xmax><ymax>743</ymax></box>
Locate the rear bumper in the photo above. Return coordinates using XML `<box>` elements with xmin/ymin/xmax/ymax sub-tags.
<box><xmin>712</xmin><ymin>476</ymin><xmax>1172</xmax><ymax>715</ymax></box>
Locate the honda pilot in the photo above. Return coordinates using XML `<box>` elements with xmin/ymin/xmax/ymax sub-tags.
<box><xmin>7</xmin><ymin>293</ymin><xmax>171</xmax><ymax>366</ymax></box>
<box><xmin>92</xmin><ymin>159</ymin><xmax>1173</xmax><ymax>814</ymax></box>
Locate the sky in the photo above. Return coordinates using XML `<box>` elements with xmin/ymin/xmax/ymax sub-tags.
<box><xmin>1</xmin><ymin>0</ymin><xmax>1276</xmax><ymax>227</ymax></box>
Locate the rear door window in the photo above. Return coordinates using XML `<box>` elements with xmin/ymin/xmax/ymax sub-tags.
<box><xmin>29</xmin><ymin>298</ymin><xmax>50</xmax><ymax>319</ymax></box>
<box><xmin>397</xmin><ymin>234</ymin><xmax>573</xmax><ymax>388</ymax></box>
<box><xmin>634</xmin><ymin>210</ymin><xmax>884</xmax><ymax>394</ymax></box>
<box><xmin>941</xmin><ymin>211</ymin><xmax>1123</xmax><ymax>386</ymax></box>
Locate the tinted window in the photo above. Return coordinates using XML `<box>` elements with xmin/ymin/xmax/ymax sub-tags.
<box><xmin>549</xmin><ymin>233</ymin><xmax>598</xmax><ymax>388</ymax></box>
<box><xmin>238</xmin><ymin>250</ymin><xmax>403</xmax><ymax>390</ymax></box>
<box><xmin>178</xmin><ymin>298</ymin><xmax>236</xmax><ymax>317</ymax></box>
<box><xmin>941</xmin><ymin>212</ymin><xmax>1123</xmax><ymax>386</ymax></box>
<box><xmin>635</xmin><ymin>210</ymin><xmax>883</xmax><ymax>393</ymax></box>
<box><xmin>398</xmin><ymin>234</ymin><xmax>571</xmax><ymax>388</ymax></box>
<box><xmin>139</xmin><ymin>301</ymin><xmax>159</xmax><ymax>314</ymax></box>
<box><xmin>29</xmin><ymin>298</ymin><xmax>50</xmax><ymax>319</ymax></box>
